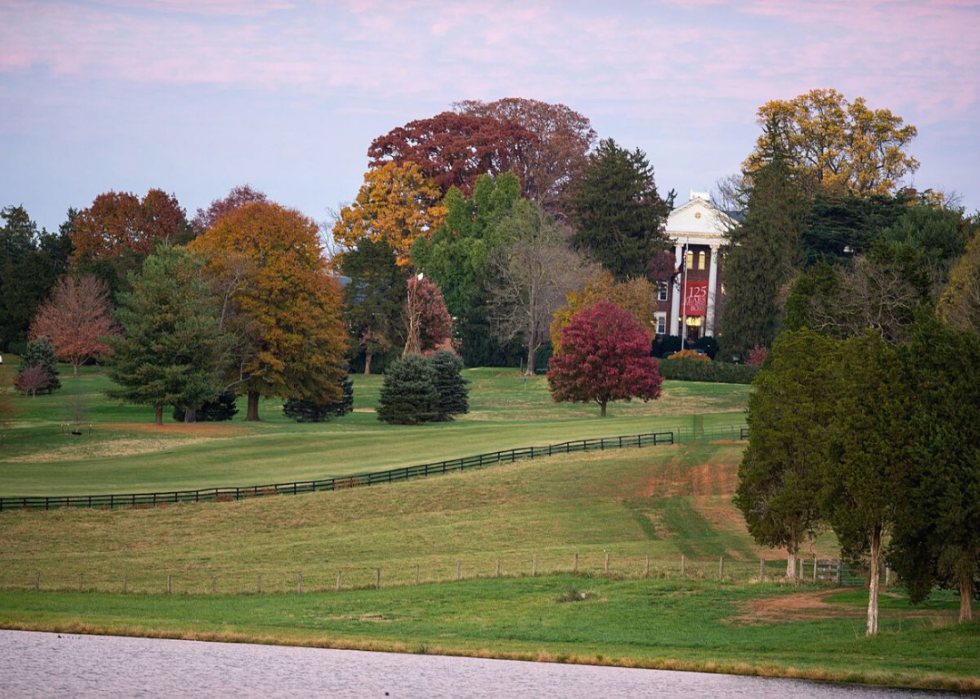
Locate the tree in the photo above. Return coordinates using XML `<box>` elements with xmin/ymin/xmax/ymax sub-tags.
<box><xmin>720</xmin><ymin>148</ymin><xmax>805</xmax><ymax>357</ymax></box>
<box><xmin>376</xmin><ymin>354</ymin><xmax>440</xmax><ymax>425</ymax></box>
<box><xmin>569</xmin><ymin>139</ymin><xmax>672</xmax><ymax>280</ymax></box>
<box><xmin>30</xmin><ymin>275</ymin><xmax>117</xmax><ymax>375</ymax></box>
<box><xmin>368</xmin><ymin>111</ymin><xmax>537</xmax><ymax>197</ymax></box>
<box><xmin>283</xmin><ymin>377</ymin><xmax>354</xmax><ymax>422</ymax></box>
<box><xmin>802</xmin><ymin>190</ymin><xmax>909</xmax><ymax>267</ymax></box>
<box><xmin>547</xmin><ymin>302</ymin><xmax>663</xmax><ymax>417</ymax></box>
<box><xmin>341</xmin><ymin>238</ymin><xmax>410</xmax><ymax>374</ymax></box>
<box><xmin>454</xmin><ymin>98</ymin><xmax>596</xmax><ymax>216</ymax></box>
<box><xmin>549</xmin><ymin>270</ymin><xmax>658</xmax><ymax>351</ymax></box>
<box><xmin>403</xmin><ymin>276</ymin><xmax>452</xmax><ymax>356</ymax></box>
<box><xmin>889</xmin><ymin>316</ymin><xmax>980</xmax><ymax>623</ymax></box>
<box><xmin>104</xmin><ymin>246</ymin><xmax>230</xmax><ymax>425</ymax></box>
<box><xmin>18</xmin><ymin>337</ymin><xmax>60</xmax><ymax>393</ymax></box>
<box><xmin>192</xmin><ymin>185</ymin><xmax>268</xmax><ymax>231</ymax></box>
<box><xmin>881</xmin><ymin>203</ymin><xmax>973</xmax><ymax>291</ymax></box>
<box><xmin>0</xmin><ymin>366</ymin><xmax>15</xmax><ymax>445</ymax></box>
<box><xmin>487</xmin><ymin>200</ymin><xmax>595</xmax><ymax>373</ymax></box>
<box><xmin>190</xmin><ymin>202</ymin><xmax>347</xmax><ymax>421</ymax></box>
<box><xmin>938</xmin><ymin>223</ymin><xmax>980</xmax><ymax>332</ymax></box>
<box><xmin>734</xmin><ymin>330</ymin><xmax>839</xmax><ymax>578</ymax></box>
<box><xmin>744</xmin><ymin>89</ymin><xmax>918</xmax><ymax>196</ymax></box>
<box><xmin>430</xmin><ymin>350</ymin><xmax>469</xmax><ymax>420</ymax></box>
<box><xmin>15</xmin><ymin>365</ymin><xmax>50</xmax><ymax>398</ymax></box>
<box><xmin>172</xmin><ymin>393</ymin><xmax>238</xmax><ymax>423</ymax></box>
<box><xmin>333</xmin><ymin>162</ymin><xmax>447</xmax><ymax>266</ymax></box>
<box><xmin>824</xmin><ymin>332</ymin><xmax>915</xmax><ymax>636</ymax></box>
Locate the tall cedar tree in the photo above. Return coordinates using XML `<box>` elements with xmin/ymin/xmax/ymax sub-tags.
<box><xmin>453</xmin><ymin>98</ymin><xmax>596</xmax><ymax>217</ymax></box>
<box><xmin>720</xmin><ymin>147</ymin><xmax>804</xmax><ymax>357</ymax></box>
<box><xmin>190</xmin><ymin>202</ymin><xmax>347</xmax><ymax>421</ymax></box>
<box><xmin>341</xmin><ymin>237</ymin><xmax>409</xmax><ymax>374</ymax></box>
<box><xmin>104</xmin><ymin>246</ymin><xmax>229</xmax><ymax>425</ymax></box>
<box><xmin>411</xmin><ymin>173</ymin><xmax>523</xmax><ymax>367</ymax></box>
<box><xmin>889</xmin><ymin>316</ymin><xmax>980</xmax><ymax>623</ymax></box>
<box><xmin>333</xmin><ymin>162</ymin><xmax>447</xmax><ymax>266</ymax></box>
<box><xmin>376</xmin><ymin>354</ymin><xmax>440</xmax><ymax>425</ymax></box>
<box><xmin>403</xmin><ymin>276</ymin><xmax>452</xmax><ymax>356</ymax></box>
<box><xmin>430</xmin><ymin>350</ymin><xmax>469</xmax><ymax>420</ymax></box>
<box><xmin>18</xmin><ymin>337</ymin><xmax>60</xmax><ymax>393</ymax></box>
<box><xmin>30</xmin><ymin>275</ymin><xmax>117</xmax><ymax>375</ymax></box>
<box><xmin>547</xmin><ymin>301</ymin><xmax>663</xmax><ymax>417</ymax></box>
<box><xmin>569</xmin><ymin>139</ymin><xmax>671</xmax><ymax>281</ymax></box>
<box><xmin>734</xmin><ymin>330</ymin><xmax>839</xmax><ymax>578</ymax></box>
<box><xmin>824</xmin><ymin>332</ymin><xmax>915</xmax><ymax>636</ymax></box>
<box><xmin>801</xmin><ymin>190</ymin><xmax>909</xmax><ymax>268</ymax></box>
<box><xmin>368</xmin><ymin>112</ymin><xmax>537</xmax><ymax>197</ymax></box>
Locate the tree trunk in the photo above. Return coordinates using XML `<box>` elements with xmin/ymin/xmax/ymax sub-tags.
<box><xmin>246</xmin><ymin>391</ymin><xmax>261</xmax><ymax>422</ymax></box>
<box><xmin>184</xmin><ymin>407</ymin><xmax>197</xmax><ymax>424</ymax></box>
<box><xmin>154</xmin><ymin>405</ymin><xmax>163</xmax><ymax>426</ymax></box>
<box><xmin>960</xmin><ymin>574</ymin><xmax>974</xmax><ymax>624</ymax></box>
<box><xmin>600</xmin><ymin>400</ymin><xmax>607</xmax><ymax>417</ymax></box>
<box><xmin>526</xmin><ymin>345</ymin><xmax>535</xmax><ymax>375</ymax></box>
<box><xmin>786</xmin><ymin>546</ymin><xmax>798</xmax><ymax>580</ymax></box>
<box><xmin>364</xmin><ymin>350</ymin><xmax>373</xmax><ymax>375</ymax></box>
<box><xmin>867</xmin><ymin>525</ymin><xmax>882</xmax><ymax>636</ymax></box>
<box><xmin>72</xmin><ymin>361</ymin><xmax>80</xmax><ymax>377</ymax></box>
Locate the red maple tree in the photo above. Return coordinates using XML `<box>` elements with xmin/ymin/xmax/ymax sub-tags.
<box><xmin>30</xmin><ymin>275</ymin><xmax>118</xmax><ymax>375</ymax></box>
<box><xmin>192</xmin><ymin>185</ymin><xmax>269</xmax><ymax>231</ymax></box>
<box><xmin>547</xmin><ymin>301</ymin><xmax>663</xmax><ymax>417</ymax></box>
<box><xmin>404</xmin><ymin>276</ymin><xmax>453</xmax><ymax>356</ymax></box>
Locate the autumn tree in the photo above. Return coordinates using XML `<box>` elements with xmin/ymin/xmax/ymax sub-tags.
<box><xmin>454</xmin><ymin>98</ymin><xmax>596</xmax><ymax>216</ymax></box>
<box><xmin>734</xmin><ymin>330</ymin><xmax>839</xmax><ymax>579</ymax></box>
<box><xmin>333</xmin><ymin>162</ymin><xmax>447</xmax><ymax>266</ymax></box>
<box><xmin>192</xmin><ymin>185</ymin><xmax>268</xmax><ymax>231</ymax></box>
<box><xmin>744</xmin><ymin>89</ymin><xmax>918</xmax><ymax>196</ymax></box>
<box><xmin>547</xmin><ymin>301</ymin><xmax>663</xmax><ymax>417</ymax></box>
<box><xmin>938</xmin><ymin>223</ymin><xmax>980</xmax><ymax>332</ymax></box>
<box><xmin>487</xmin><ymin>200</ymin><xmax>595</xmax><ymax>373</ymax></box>
<box><xmin>341</xmin><ymin>237</ymin><xmax>409</xmax><ymax>374</ymax></box>
<box><xmin>190</xmin><ymin>202</ymin><xmax>347</xmax><ymax>421</ymax></box>
<box><xmin>569</xmin><ymin>139</ymin><xmax>672</xmax><ymax>280</ymax></box>
<box><xmin>549</xmin><ymin>270</ymin><xmax>658</xmax><ymax>351</ymax></box>
<box><xmin>15</xmin><ymin>365</ymin><xmax>50</xmax><ymax>398</ymax></box>
<box><xmin>30</xmin><ymin>275</ymin><xmax>117</xmax><ymax>375</ymax></box>
<box><xmin>403</xmin><ymin>276</ymin><xmax>452</xmax><ymax>356</ymax></box>
<box><xmin>104</xmin><ymin>246</ymin><xmax>230</xmax><ymax>425</ymax></box>
<box><xmin>368</xmin><ymin>111</ymin><xmax>537</xmax><ymax>197</ymax></box>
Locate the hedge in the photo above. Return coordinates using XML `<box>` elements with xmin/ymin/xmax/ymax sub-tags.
<box><xmin>657</xmin><ymin>358</ymin><xmax>760</xmax><ymax>385</ymax></box>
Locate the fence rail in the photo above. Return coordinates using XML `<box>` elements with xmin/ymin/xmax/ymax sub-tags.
<box><xmin>0</xmin><ymin>429</ymin><xmax>707</xmax><ymax>513</ymax></box>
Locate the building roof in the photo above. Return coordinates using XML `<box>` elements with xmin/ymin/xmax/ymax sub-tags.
<box><xmin>665</xmin><ymin>192</ymin><xmax>735</xmax><ymax>245</ymax></box>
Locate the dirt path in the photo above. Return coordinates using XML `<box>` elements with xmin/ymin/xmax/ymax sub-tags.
<box><xmin>730</xmin><ymin>588</ymin><xmax>955</xmax><ymax>625</ymax></box>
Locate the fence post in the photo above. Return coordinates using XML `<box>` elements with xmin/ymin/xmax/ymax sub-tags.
<box><xmin>79</xmin><ymin>574</ymin><xmax>83</xmax><ymax>592</ymax></box>
<box><xmin>681</xmin><ymin>555</ymin><xmax>686</xmax><ymax>577</ymax></box>
<box><xmin>257</xmin><ymin>574</ymin><xmax>262</xmax><ymax>594</ymax></box>
<box><xmin>376</xmin><ymin>569</ymin><xmax>381</xmax><ymax>590</ymax></box>
<box><xmin>573</xmin><ymin>552</ymin><xmax>578</xmax><ymax>573</ymax></box>
<box><xmin>885</xmin><ymin>566</ymin><xmax>891</xmax><ymax>588</ymax></box>
<box><xmin>298</xmin><ymin>572</ymin><xmax>303</xmax><ymax>594</ymax></box>
<box><xmin>336</xmin><ymin>571</ymin><xmax>342</xmax><ymax>592</ymax></box>
<box><xmin>645</xmin><ymin>555</ymin><xmax>650</xmax><ymax>578</ymax></box>
<box><xmin>604</xmin><ymin>552</ymin><xmax>609</xmax><ymax>574</ymax></box>
<box><xmin>760</xmin><ymin>558</ymin><xmax>765</xmax><ymax>582</ymax></box>
<box><xmin>167</xmin><ymin>575</ymin><xmax>172</xmax><ymax>595</ymax></box>
<box><xmin>415</xmin><ymin>564</ymin><xmax>420</xmax><ymax>585</ymax></box>
<box><xmin>718</xmin><ymin>556</ymin><xmax>724</xmax><ymax>580</ymax></box>
<box><xmin>212</xmin><ymin>576</ymin><xmax>216</xmax><ymax>595</ymax></box>
<box><xmin>836</xmin><ymin>559</ymin><xmax>842</xmax><ymax>586</ymax></box>
<box><xmin>123</xmin><ymin>574</ymin><xmax>127</xmax><ymax>594</ymax></box>
<box><xmin>813</xmin><ymin>556</ymin><xmax>818</xmax><ymax>584</ymax></box>
<box><xmin>457</xmin><ymin>561</ymin><xmax>461</xmax><ymax>581</ymax></box>
<box><xmin>496</xmin><ymin>559</ymin><xmax>501</xmax><ymax>578</ymax></box>
<box><xmin>533</xmin><ymin>554</ymin><xmax>537</xmax><ymax>577</ymax></box>
<box><xmin>34</xmin><ymin>572</ymin><xmax>39</xmax><ymax>592</ymax></box>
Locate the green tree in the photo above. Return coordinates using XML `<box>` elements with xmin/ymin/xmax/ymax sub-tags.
<box><xmin>104</xmin><ymin>246</ymin><xmax>229</xmax><ymax>425</ymax></box>
<box><xmin>376</xmin><ymin>354</ymin><xmax>439</xmax><ymax>425</ymax></box>
<box><xmin>802</xmin><ymin>190</ymin><xmax>909</xmax><ymax>267</ymax></box>
<box><xmin>720</xmin><ymin>149</ymin><xmax>805</xmax><ymax>357</ymax></box>
<box><xmin>824</xmin><ymin>332</ymin><xmax>915</xmax><ymax>636</ymax></box>
<box><xmin>18</xmin><ymin>337</ymin><xmax>60</xmax><ymax>393</ymax></box>
<box><xmin>938</xmin><ymin>222</ymin><xmax>980</xmax><ymax>332</ymax></box>
<box><xmin>734</xmin><ymin>330</ymin><xmax>839</xmax><ymax>578</ymax></box>
<box><xmin>569</xmin><ymin>139</ymin><xmax>672</xmax><ymax>280</ymax></box>
<box><xmin>283</xmin><ymin>377</ymin><xmax>354</xmax><ymax>422</ymax></box>
<box><xmin>881</xmin><ymin>204</ymin><xmax>973</xmax><ymax>290</ymax></box>
<box><xmin>430</xmin><ymin>350</ymin><xmax>469</xmax><ymax>420</ymax></box>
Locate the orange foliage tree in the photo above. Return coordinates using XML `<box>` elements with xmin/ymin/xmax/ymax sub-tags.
<box><xmin>549</xmin><ymin>270</ymin><xmax>658</xmax><ymax>351</ymax></box>
<box><xmin>333</xmin><ymin>162</ymin><xmax>447</xmax><ymax>266</ymax></box>
<box><xmin>190</xmin><ymin>202</ymin><xmax>347</xmax><ymax>421</ymax></box>
<box><xmin>30</xmin><ymin>275</ymin><xmax>118</xmax><ymax>375</ymax></box>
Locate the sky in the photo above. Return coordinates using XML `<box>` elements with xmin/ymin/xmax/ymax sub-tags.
<box><xmin>1</xmin><ymin>0</ymin><xmax>979</xmax><ymax>235</ymax></box>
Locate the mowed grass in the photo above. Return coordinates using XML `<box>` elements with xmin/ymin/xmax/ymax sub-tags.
<box><xmin>1</xmin><ymin>410</ymin><xmax>978</xmax><ymax>689</ymax></box>
<box><xmin>0</xmin><ymin>366</ymin><xmax>749</xmax><ymax>495</ymax></box>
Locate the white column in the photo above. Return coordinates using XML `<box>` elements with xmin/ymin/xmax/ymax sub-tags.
<box><xmin>706</xmin><ymin>244</ymin><xmax>719</xmax><ymax>337</ymax></box>
<box><xmin>669</xmin><ymin>242</ymin><xmax>683</xmax><ymax>337</ymax></box>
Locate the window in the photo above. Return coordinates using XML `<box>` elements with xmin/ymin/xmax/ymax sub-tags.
<box><xmin>654</xmin><ymin>312</ymin><xmax>667</xmax><ymax>335</ymax></box>
<box><xmin>698</xmin><ymin>251</ymin><xmax>706</xmax><ymax>270</ymax></box>
<box><xmin>657</xmin><ymin>282</ymin><xmax>668</xmax><ymax>301</ymax></box>
<box><xmin>686</xmin><ymin>249</ymin><xmax>694</xmax><ymax>270</ymax></box>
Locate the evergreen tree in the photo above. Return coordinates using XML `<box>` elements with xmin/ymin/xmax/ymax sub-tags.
<box><xmin>720</xmin><ymin>146</ymin><xmax>805</xmax><ymax>357</ymax></box>
<box><xmin>172</xmin><ymin>392</ymin><xmax>239</xmax><ymax>422</ymax></box>
<box><xmin>18</xmin><ymin>337</ymin><xmax>60</xmax><ymax>393</ymax></box>
<box><xmin>430</xmin><ymin>350</ymin><xmax>469</xmax><ymax>420</ymax></box>
<box><xmin>105</xmin><ymin>246</ymin><xmax>229</xmax><ymax>425</ymax></box>
<box><xmin>283</xmin><ymin>376</ymin><xmax>354</xmax><ymax>422</ymax></box>
<box><xmin>376</xmin><ymin>354</ymin><xmax>439</xmax><ymax>425</ymax></box>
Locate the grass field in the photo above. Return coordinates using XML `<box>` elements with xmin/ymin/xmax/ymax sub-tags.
<box><xmin>0</xmin><ymin>365</ymin><xmax>749</xmax><ymax>495</ymax></box>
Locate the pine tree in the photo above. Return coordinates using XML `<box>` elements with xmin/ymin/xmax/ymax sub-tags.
<box><xmin>283</xmin><ymin>376</ymin><xmax>354</xmax><ymax>422</ymax></box>
<box><xmin>19</xmin><ymin>337</ymin><xmax>60</xmax><ymax>393</ymax></box>
<box><xmin>172</xmin><ymin>392</ymin><xmax>239</xmax><ymax>422</ymax></box>
<box><xmin>377</xmin><ymin>354</ymin><xmax>439</xmax><ymax>425</ymax></box>
<box><xmin>430</xmin><ymin>350</ymin><xmax>469</xmax><ymax>420</ymax></box>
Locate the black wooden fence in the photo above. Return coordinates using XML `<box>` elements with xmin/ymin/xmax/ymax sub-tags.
<box><xmin>0</xmin><ymin>430</ymin><xmax>680</xmax><ymax>513</ymax></box>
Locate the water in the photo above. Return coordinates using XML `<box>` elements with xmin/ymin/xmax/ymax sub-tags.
<box><xmin>0</xmin><ymin>630</ymin><xmax>956</xmax><ymax>698</ymax></box>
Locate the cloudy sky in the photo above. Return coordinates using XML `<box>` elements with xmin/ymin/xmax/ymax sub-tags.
<box><xmin>1</xmin><ymin>0</ymin><xmax>978</xmax><ymax>234</ymax></box>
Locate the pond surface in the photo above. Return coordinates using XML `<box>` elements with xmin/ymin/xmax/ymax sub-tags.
<box><xmin>0</xmin><ymin>630</ymin><xmax>954</xmax><ymax>698</ymax></box>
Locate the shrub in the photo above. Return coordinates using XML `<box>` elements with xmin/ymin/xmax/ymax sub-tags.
<box><xmin>15</xmin><ymin>365</ymin><xmax>50</xmax><ymax>398</ymax></box>
<box><xmin>692</xmin><ymin>335</ymin><xmax>720</xmax><ymax>359</ymax></box>
<box><xmin>173</xmin><ymin>392</ymin><xmax>239</xmax><ymax>422</ymax></box>
<box><xmin>19</xmin><ymin>337</ymin><xmax>60</xmax><ymax>393</ymax></box>
<box><xmin>377</xmin><ymin>355</ymin><xmax>440</xmax><ymax>425</ymax></box>
<box><xmin>668</xmin><ymin>349</ymin><xmax>710</xmax><ymax>361</ymax></box>
<box><xmin>282</xmin><ymin>378</ymin><xmax>354</xmax><ymax>423</ymax></box>
<box><xmin>652</xmin><ymin>334</ymin><xmax>682</xmax><ymax>358</ymax></box>
<box><xmin>746</xmin><ymin>345</ymin><xmax>768</xmax><ymax>367</ymax></box>
<box><xmin>430</xmin><ymin>350</ymin><xmax>469</xmax><ymax>420</ymax></box>
<box><xmin>658</xmin><ymin>358</ymin><xmax>760</xmax><ymax>384</ymax></box>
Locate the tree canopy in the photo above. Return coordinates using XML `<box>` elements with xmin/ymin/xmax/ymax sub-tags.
<box><xmin>30</xmin><ymin>275</ymin><xmax>118</xmax><ymax>375</ymax></box>
<box><xmin>549</xmin><ymin>270</ymin><xmax>657</xmax><ymax>351</ymax></box>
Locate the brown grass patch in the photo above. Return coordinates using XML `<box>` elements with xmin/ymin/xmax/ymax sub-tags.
<box><xmin>642</xmin><ymin>456</ymin><xmax>739</xmax><ymax>498</ymax></box>
<box><xmin>729</xmin><ymin>588</ymin><xmax>957</xmax><ymax>626</ymax></box>
<box><xmin>101</xmin><ymin>422</ymin><xmax>247</xmax><ymax>436</ymax></box>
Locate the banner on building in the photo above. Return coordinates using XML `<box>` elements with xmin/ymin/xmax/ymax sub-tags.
<box><xmin>683</xmin><ymin>281</ymin><xmax>708</xmax><ymax>316</ymax></box>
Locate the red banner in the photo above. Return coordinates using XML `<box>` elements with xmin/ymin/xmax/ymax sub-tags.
<box><xmin>683</xmin><ymin>281</ymin><xmax>708</xmax><ymax>316</ymax></box>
